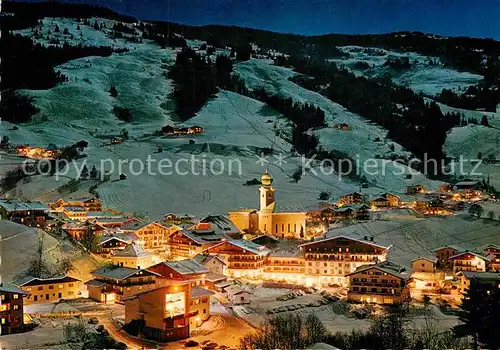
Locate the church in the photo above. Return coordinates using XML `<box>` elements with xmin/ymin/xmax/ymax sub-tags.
<box><xmin>228</xmin><ymin>171</ymin><xmax>307</xmax><ymax>239</ymax></box>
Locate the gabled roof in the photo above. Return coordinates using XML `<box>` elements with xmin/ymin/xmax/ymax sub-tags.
<box><xmin>457</xmin><ymin>271</ymin><xmax>500</xmax><ymax>281</ymax></box>
<box><xmin>121</xmin><ymin>221</ymin><xmax>158</xmax><ymax>231</ymax></box>
<box><xmin>193</xmin><ymin>254</ymin><xmax>226</xmax><ymax>266</ymax></box>
<box><xmin>0</xmin><ymin>199</ymin><xmax>49</xmax><ymax>212</ymax></box>
<box><xmin>206</xmin><ymin>239</ymin><xmax>270</xmax><ymax>256</ymax></box>
<box><xmin>298</xmin><ymin>234</ymin><xmax>391</xmax><ymax>250</ymax></box>
<box><xmin>347</xmin><ymin>261</ymin><xmax>410</xmax><ymax>279</ymax></box>
<box><xmin>98</xmin><ymin>233</ymin><xmax>139</xmax><ymax>245</ymax></box>
<box><xmin>205</xmin><ymin>273</ymin><xmax>227</xmax><ymax>282</ymax></box>
<box><xmin>114</xmin><ymin>244</ymin><xmax>151</xmax><ymax>258</ymax></box>
<box><xmin>157</xmin><ymin>259</ymin><xmax>209</xmax><ymax>275</ymax></box>
<box><xmin>14</xmin><ymin>275</ymin><xmax>81</xmax><ymax>287</ymax></box>
<box><xmin>380</xmin><ymin>193</ymin><xmax>400</xmax><ymax>199</ymax></box>
<box><xmin>190</xmin><ymin>286</ymin><xmax>215</xmax><ymax>299</ymax></box>
<box><xmin>225</xmin><ymin>285</ymin><xmax>250</xmax><ymax>295</ymax></box>
<box><xmin>63</xmin><ymin>206</ymin><xmax>86</xmax><ymax>212</ymax></box>
<box><xmin>433</xmin><ymin>245</ymin><xmax>462</xmax><ymax>252</ymax></box>
<box><xmin>199</xmin><ymin>215</ymin><xmax>241</xmax><ymax>234</ymax></box>
<box><xmin>92</xmin><ymin>265</ymin><xmax>159</xmax><ymax>280</ymax></box>
<box><xmin>449</xmin><ymin>251</ymin><xmax>491</xmax><ymax>261</ymax></box>
<box><xmin>411</xmin><ymin>256</ymin><xmax>438</xmax><ymax>264</ymax></box>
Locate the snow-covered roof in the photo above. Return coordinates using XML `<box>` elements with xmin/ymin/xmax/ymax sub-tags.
<box><xmin>0</xmin><ymin>199</ymin><xmax>49</xmax><ymax>212</ymax></box>
<box><xmin>190</xmin><ymin>286</ymin><xmax>215</xmax><ymax>299</ymax></box>
<box><xmin>162</xmin><ymin>259</ymin><xmax>209</xmax><ymax>275</ymax></box>
<box><xmin>113</xmin><ymin>243</ymin><xmax>151</xmax><ymax>258</ymax></box>
<box><xmin>92</xmin><ymin>265</ymin><xmax>159</xmax><ymax>280</ymax></box>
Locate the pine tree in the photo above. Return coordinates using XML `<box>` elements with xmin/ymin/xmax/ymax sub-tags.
<box><xmin>80</xmin><ymin>223</ymin><xmax>99</xmax><ymax>253</ymax></box>
<box><xmin>90</xmin><ymin>166</ymin><xmax>98</xmax><ymax>180</ymax></box>
<box><xmin>453</xmin><ymin>279</ymin><xmax>488</xmax><ymax>349</ymax></box>
<box><xmin>80</xmin><ymin>165</ymin><xmax>89</xmax><ymax>179</ymax></box>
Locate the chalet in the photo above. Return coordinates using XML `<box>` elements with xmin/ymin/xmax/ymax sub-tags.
<box><xmin>203</xmin><ymin>239</ymin><xmax>270</xmax><ymax>279</ymax></box>
<box><xmin>124</xmin><ymin>284</ymin><xmax>192</xmax><ymax>342</ymax></box>
<box><xmin>204</xmin><ymin>273</ymin><xmax>227</xmax><ymax>291</ymax></box>
<box><xmin>263</xmin><ymin>250</ymin><xmax>306</xmax><ymax>284</ymax></box>
<box><xmin>97</xmin><ymin>233</ymin><xmax>139</xmax><ymax>255</ymax></box>
<box><xmin>86</xmin><ymin>265</ymin><xmax>159</xmax><ymax>303</ymax></box>
<box><xmin>449</xmin><ymin>251</ymin><xmax>491</xmax><ymax>273</ymax></box>
<box><xmin>121</xmin><ymin>221</ymin><xmax>172</xmax><ymax>249</ymax></box>
<box><xmin>412</xmin><ymin>256</ymin><xmax>438</xmax><ymax>273</ymax></box>
<box><xmin>483</xmin><ymin>244</ymin><xmax>500</xmax><ymax>271</ymax></box>
<box><xmin>193</xmin><ymin>254</ymin><xmax>227</xmax><ymax>275</ymax></box>
<box><xmin>14</xmin><ymin>275</ymin><xmax>82</xmax><ymax>305</ymax></box>
<box><xmin>61</xmin><ymin>221</ymin><xmax>105</xmax><ymax>240</ymax></box>
<box><xmin>149</xmin><ymin>259</ymin><xmax>209</xmax><ymax>287</ymax></box>
<box><xmin>434</xmin><ymin>245</ymin><xmax>462</xmax><ymax>267</ymax></box>
<box><xmin>347</xmin><ymin>261</ymin><xmax>412</xmax><ymax>304</ymax></box>
<box><xmin>62</xmin><ymin>206</ymin><xmax>88</xmax><ymax>221</ymax></box>
<box><xmin>0</xmin><ymin>199</ymin><xmax>50</xmax><ymax>227</ymax></box>
<box><xmin>406</xmin><ymin>184</ymin><xmax>425</xmax><ymax>195</ymax></box>
<box><xmin>164</xmin><ymin>213</ymin><xmax>196</xmax><ymax>225</ymax></box>
<box><xmin>0</xmin><ymin>283</ymin><xmax>29</xmax><ymax>335</ymax></box>
<box><xmin>189</xmin><ymin>286</ymin><xmax>214</xmax><ymax>328</ymax></box>
<box><xmin>225</xmin><ymin>285</ymin><xmax>250</xmax><ymax>304</ymax></box>
<box><xmin>49</xmin><ymin>198</ymin><xmax>102</xmax><ymax>212</ymax></box>
<box><xmin>299</xmin><ymin>235</ymin><xmax>391</xmax><ymax>287</ymax></box>
<box><xmin>370</xmin><ymin>193</ymin><xmax>401</xmax><ymax>208</ymax></box>
<box><xmin>337</xmin><ymin>192</ymin><xmax>364</xmax><ymax>206</ymax></box>
<box><xmin>412</xmin><ymin>198</ymin><xmax>446</xmax><ymax>215</ymax></box>
<box><xmin>111</xmin><ymin>243</ymin><xmax>154</xmax><ymax>269</ymax></box>
<box><xmin>333</xmin><ymin>123</ymin><xmax>350</xmax><ymax>131</ymax></box>
<box><xmin>456</xmin><ymin>271</ymin><xmax>500</xmax><ymax>294</ymax></box>
<box><xmin>411</xmin><ymin>257</ymin><xmax>445</xmax><ymax>291</ymax></box>
<box><xmin>167</xmin><ymin>228</ymin><xmax>222</xmax><ymax>260</ymax></box>
<box><xmin>93</xmin><ymin>217</ymin><xmax>135</xmax><ymax>228</ymax></box>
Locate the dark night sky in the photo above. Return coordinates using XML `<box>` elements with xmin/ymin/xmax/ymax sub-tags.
<box><xmin>21</xmin><ymin>0</ymin><xmax>500</xmax><ymax>39</ymax></box>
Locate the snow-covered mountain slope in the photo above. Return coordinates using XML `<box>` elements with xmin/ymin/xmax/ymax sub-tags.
<box><xmin>329</xmin><ymin>45</ymin><xmax>483</xmax><ymax>96</ymax></box>
<box><xmin>2</xmin><ymin>17</ymin><xmax>467</xmax><ymax>218</ymax></box>
<box><xmin>235</xmin><ymin>59</ymin><xmax>444</xmax><ymax>194</ymax></box>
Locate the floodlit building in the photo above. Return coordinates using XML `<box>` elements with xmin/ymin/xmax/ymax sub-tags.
<box><xmin>0</xmin><ymin>283</ymin><xmax>30</xmax><ymax>335</ymax></box>
<box><xmin>410</xmin><ymin>257</ymin><xmax>445</xmax><ymax>291</ymax></box>
<box><xmin>0</xmin><ymin>199</ymin><xmax>50</xmax><ymax>227</ymax></box>
<box><xmin>456</xmin><ymin>271</ymin><xmax>500</xmax><ymax>294</ymax></box>
<box><xmin>15</xmin><ymin>275</ymin><xmax>82</xmax><ymax>305</ymax></box>
<box><xmin>62</xmin><ymin>221</ymin><xmax>105</xmax><ymax>240</ymax></box>
<box><xmin>434</xmin><ymin>245</ymin><xmax>462</xmax><ymax>267</ymax></box>
<box><xmin>225</xmin><ymin>285</ymin><xmax>250</xmax><ymax>304</ymax></box>
<box><xmin>298</xmin><ymin>235</ymin><xmax>391</xmax><ymax>286</ymax></box>
<box><xmin>167</xmin><ymin>227</ymin><xmax>224</xmax><ymax>260</ymax></box>
<box><xmin>370</xmin><ymin>193</ymin><xmax>401</xmax><ymax>208</ymax></box>
<box><xmin>347</xmin><ymin>261</ymin><xmax>412</xmax><ymax>304</ymax></box>
<box><xmin>121</xmin><ymin>221</ymin><xmax>172</xmax><ymax>249</ymax></box>
<box><xmin>124</xmin><ymin>284</ymin><xmax>192</xmax><ymax>342</ymax></box>
<box><xmin>189</xmin><ymin>286</ymin><xmax>214</xmax><ymax>328</ymax></box>
<box><xmin>86</xmin><ymin>265</ymin><xmax>159</xmax><ymax>303</ymax></box>
<box><xmin>97</xmin><ymin>233</ymin><xmax>140</xmax><ymax>255</ymax></box>
<box><xmin>228</xmin><ymin>172</ymin><xmax>307</xmax><ymax>239</ymax></box>
<box><xmin>450</xmin><ymin>251</ymin><xmax>491</xmax><ymax>273</ymax></box>
<box><xmin>111</xmin><ymin>243</ymin><xmax>154</xmax><ymax>269</ymax></box>
<box><xmin>204</xmin><ymin>239</ymin><xmax>270</xmax><ymax>279</ymax></box>
<box><xmin>337</xmin><ymin>192</ymin><xmax>364</xmax><ymax>206</ymax></box>
<box><xmin>149</xmin><ymin>259</ymin><xmax>209</xmax><ymax>287</ymax></box>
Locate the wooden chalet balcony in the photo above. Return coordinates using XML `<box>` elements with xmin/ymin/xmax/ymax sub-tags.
<box><xmin>349</xmin><ymin>289</ymin><xmax>403</xmax><ymax>296</ymax></box>
<box><xmin>351</xmin><ymin>281</ymin><xmax>405</xmax><ymax>288</ymax></box>
<box><xmin>304</xmin><ymin>255</ymin><xmax>379</xmax><ymax>262</ymax></box>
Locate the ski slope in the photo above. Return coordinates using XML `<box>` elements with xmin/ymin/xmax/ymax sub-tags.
<box><xmin>329</xmin><ymin>45</ymin><xmax>483</xmax><ymax>96</ymax></box>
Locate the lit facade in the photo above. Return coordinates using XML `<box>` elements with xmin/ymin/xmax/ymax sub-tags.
<box><xmin>347</xmin><ymin>261</ymin><xmax>412</xmax><ymax>304</ymax></box>
<box><xmin>228</xmin><ymin>172</ymin><xmax>307</xmax><ymax>239</ymax></box>
<box><xmin>16</xmin><ymin>276</ymin><xmax>82</xmax><ymax>305</ymax></box>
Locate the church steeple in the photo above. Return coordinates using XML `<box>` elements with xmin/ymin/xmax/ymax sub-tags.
<box><xmin>259</xmin><ymin>171</ymin><xmax>276</xmax><ymax>212</ymax></box>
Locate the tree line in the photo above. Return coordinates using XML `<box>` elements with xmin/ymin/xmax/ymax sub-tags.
<box><xmin>275</xmin><ymin>55</ymin><xmax>465</xmax><ymax>175</ymax></box>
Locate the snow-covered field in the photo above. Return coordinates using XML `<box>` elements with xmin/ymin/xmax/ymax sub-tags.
<box><xmin>329</xmin><ymin>46</ymin><xmax>483</xmax><ymax>96</ymax></box>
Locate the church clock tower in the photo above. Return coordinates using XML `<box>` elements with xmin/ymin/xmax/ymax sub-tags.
<box><xmin>259</xmin><ymin>171</ymin><xmax>276</xmax><ymax>213</ymax></box>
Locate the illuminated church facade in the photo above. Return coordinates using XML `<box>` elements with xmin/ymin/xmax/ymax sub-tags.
<box><xmin>229</xmin><ymin>172</ymin><xmax>307</xmax><ymax>238</ymax></box>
